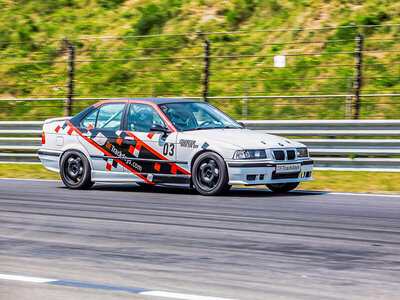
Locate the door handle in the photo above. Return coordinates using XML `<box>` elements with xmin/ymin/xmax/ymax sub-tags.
<box><xmin>82</xmin><ymin>132</ymin><xmax>91</xmax><ymax>137</ymax></box>
<box><xmin>124</xmin><ymin>136</ymin><xmax>135</xmax><ymax>141</ymax></box>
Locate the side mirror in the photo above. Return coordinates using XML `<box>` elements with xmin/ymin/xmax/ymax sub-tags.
<box><xmin>238</xmin><ymin>122</ymin><xmax>246</xmax><ymax>128</ymax></box>
<box><xmin>150</xmin><ymin>124</ymin><xmax>171</xmax><ymax>134</ymax></box>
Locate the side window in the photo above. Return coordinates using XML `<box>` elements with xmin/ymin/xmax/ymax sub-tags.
<box><xmin>96</xmin><ymin>103</ymin><xmax>125</xmax><ymax>130</ymax></box>
<box><xmin>81</xmin><ymin>108</ymin><xmax>98</xmax><ymax>128</ymax></box>
<box><xmin>127</xmin><ymin>104</ymin><xmax>166</xmax><ymax>132</ymax></box>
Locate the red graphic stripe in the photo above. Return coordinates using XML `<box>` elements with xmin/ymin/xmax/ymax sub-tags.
<box><xmin>93</xmin><ymin>99</ymin><xmax>129</xmax><ymax>108</ymax></box>
<box><xmin>127</xmin><ymin>100</ymin><xmax>177</xmax><ymax>132</ymax></box>
<box><xmin>124</xmin><ymin>131</ymin><xmax>191</xmax><ymax>176</ymax></box>
<box><xmin>66</xmin><ymin>121</ymin><xmax>154</xmax><ymax>184</ymax></box>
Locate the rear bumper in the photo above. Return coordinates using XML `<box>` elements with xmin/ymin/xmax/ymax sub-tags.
<box><xmin>227</xmin><ymin>159</ymin><xmax>314</xmax><ymax>185</ymax></box>
<box><xmin>38</xmin><ymin>149</ymin><xmax>61</xmax><ymax>172</ymax></box>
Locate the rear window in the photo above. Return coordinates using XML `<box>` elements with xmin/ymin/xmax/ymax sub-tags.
<box><xmin>81</xmin><ymin>109</ymin><xmax>98</xmax><ymax>128</ymax></box>
<box><xmin>81</xmin><ymin>103</ymin><xmax>125</xmax><ymax>130</ymax></box>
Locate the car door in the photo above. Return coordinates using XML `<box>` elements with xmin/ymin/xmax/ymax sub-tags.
<box><xmin>121</xmin><ymin>102</ymin><xmax>181</xmax><ymax>183</ymax></box>
<box><xmin>78</xmin><ymin>102</ymin><xmax>127</xmax><ymax>175</ymax></box>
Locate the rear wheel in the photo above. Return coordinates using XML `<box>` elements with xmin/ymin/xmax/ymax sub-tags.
<box><xmin>192</xmin><ymin>152</ymin><xmax>231</xmax><ymax>196</ymax></box>
<box><xmin>60</xmin><ymin>150</ymin><xmax>94</xmax><ymax>189</ymax></box>
<box><xmin>267</xmin><ymin>182</ymin><xmax>299</xmax><ymax>193</ymax></box>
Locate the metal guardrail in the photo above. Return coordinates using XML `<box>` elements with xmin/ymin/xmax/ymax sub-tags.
<box><xmin>1</xmin><ymin>120</ymin><xmax>399</xmax><ymax>172</ymax></box>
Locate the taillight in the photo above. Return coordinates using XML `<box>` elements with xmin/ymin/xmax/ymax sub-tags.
<box><xmin>41</xmin><ymin>132</ymin><xmax>45</xmax><ymax>144</ymax></box>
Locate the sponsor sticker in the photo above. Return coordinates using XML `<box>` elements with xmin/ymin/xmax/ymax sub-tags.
<box><xmin>93</xmin><ymin>132</ymin><xmax>107</xmax><ymax>146</ymax></box>
<box><xmin>179</xmin><ymin>139</ymin><xmax>198</xmax><ymax>148</ymax></box>
<box><xmin>276</xmin><ymin>163</ymin><xmax>301</xmax><ymax>174</ymax></box>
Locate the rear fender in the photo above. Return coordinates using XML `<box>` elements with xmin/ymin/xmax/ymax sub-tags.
<box><xmin>60</xmin><ymin>141</ymin><xmax>93</xmax><ymax>170</ymax></box>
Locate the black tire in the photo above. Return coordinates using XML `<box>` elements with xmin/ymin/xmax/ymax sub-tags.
<box><xmin>267</xmin><ymin>182</ymin><xmax>299</xmax><ymax>193</ymax></box>
<box><xmin>192</xmin><ymin>152</ymin><xmax>231</xmax><ymax>196</ymax></box>
<box><xmin>60</xmin><ymin>150</ymin><xmax>94</xmax><ymax>189</ymax></box>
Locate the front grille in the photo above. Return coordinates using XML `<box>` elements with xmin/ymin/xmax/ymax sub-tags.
<box><xmin>271</xmin><ymin>172</ymin><xmax>300</xmax><ymax>179</ymax></box>
<box><xmin>246</xmin><ymin>174</ymin><xmax>256</xmax><ymax>181</ymax></box>
<box><xmin>273</xmin><ymin>150</ymin><xmax>285</xmax><ymax>160</ymax></box>
<box><xmin>287</xmin><ymin>150</ymin><xmax>295</xmax><ymax>160</ymax></box>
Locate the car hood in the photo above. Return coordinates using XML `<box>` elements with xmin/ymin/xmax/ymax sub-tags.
<box><xmin>181</xmin><ymin>128</ymin><xmax>304</xmax><ymax>149</ymax></box>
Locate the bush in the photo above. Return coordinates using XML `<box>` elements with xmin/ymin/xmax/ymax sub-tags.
<box><xmin>132</xmin><ymin>4</ymin><xmax>169</xmax><ymax>35</ymax></box>
<box><xmin>97</xmin><ymin>0</ymin><xmax>126</xmax><ymax>9</ymax></box>
<box><xmin>225</xmin><ymin>0</ymin><xmax>256</xmax><ymax>27</ymax></box>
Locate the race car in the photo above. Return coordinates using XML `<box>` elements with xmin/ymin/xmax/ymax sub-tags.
<box><xmin>38</xmin><ymin>98</ymin><xmax>313</xmax><ymax>195</ymax></box>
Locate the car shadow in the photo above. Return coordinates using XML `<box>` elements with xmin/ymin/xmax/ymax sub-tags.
<box><xmin>88</xmin><ymin>183</ymin><xmax>327</xmax><ymax>198</ymax></box>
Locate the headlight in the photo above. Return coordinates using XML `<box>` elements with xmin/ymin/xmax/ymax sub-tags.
<box><xmin>296</xmin><ymin>147</ymin><xmax>309</xmax><ymax>158</ymax></box>
<box><xmin>233</xmin><ymin>150</ymin><xmax>267</xmax><ymax>159</ymax></box>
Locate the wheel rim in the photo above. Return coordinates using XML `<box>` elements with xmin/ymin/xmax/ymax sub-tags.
<box><xmin>63</xmin><ymin>155</ymin><xmax>84</xmax><ymax>185</ymax></box>
<box><xmin>196</xmin><ymin>158</ymin><xmax>220</xmax><ymax>191</ymax></box>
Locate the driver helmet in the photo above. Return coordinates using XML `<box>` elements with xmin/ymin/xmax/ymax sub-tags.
<box><xmin>169</xmin><ymin>109</ymin><xmax>190</xmax><ymax>128</ymax></box>
<box><xmin>135</xmin><ymin>109</ymin><xmax>154</xmax><ymax>131</ymax></box>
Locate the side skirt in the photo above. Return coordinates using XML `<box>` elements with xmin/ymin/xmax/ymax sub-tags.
<box><xmin>91</xmin><ymin>171</ymin><xmax>190</xmax><ymax>184</ymax></box>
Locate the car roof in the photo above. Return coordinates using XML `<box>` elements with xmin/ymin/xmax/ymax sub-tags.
<box><xmin>101</xmin><ymin>97</ymin><xmax>202</xmax><ymax>105</ymax></box>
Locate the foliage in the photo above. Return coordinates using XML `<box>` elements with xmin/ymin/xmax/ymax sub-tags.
<box><xmin>98</xmin><ymin>0</ymin><xmax>126</xmax><ymax>9</ymax></box>
<box><xmin>1</xmin><ymin>0</ymin><xmax>400</xmax><ymax>120</ymax></box>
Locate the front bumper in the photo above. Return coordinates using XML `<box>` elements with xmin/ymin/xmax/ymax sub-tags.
<box><xmin>226</xmin><ymin>159</ymin><xmax>314</xmax><ymax>185</ymax></box>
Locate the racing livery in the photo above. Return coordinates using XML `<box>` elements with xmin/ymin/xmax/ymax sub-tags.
<box><xmin>39</xmin><ymin>98</ymin><xmax>313</xmax><ymax>195</ymax></box>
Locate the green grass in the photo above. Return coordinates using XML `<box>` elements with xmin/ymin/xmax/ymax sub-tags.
<box><xmin>1</xmin><ymin>0</ymin><xmax>400</xmax><ymax>120</ymax></box>
<box><xmin>0</xmin><ymin>163</ymin><xmax>399</xmax><ymax>194</ymax></box>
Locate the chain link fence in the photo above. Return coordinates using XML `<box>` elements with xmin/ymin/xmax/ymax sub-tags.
<box><xmin>1</xmin><ymin>24</ymin><xmax>400</xmax><ymax>120</ymax></box>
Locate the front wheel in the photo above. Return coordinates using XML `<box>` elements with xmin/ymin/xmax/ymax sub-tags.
<box><xmin>267</xmin><ymin>182</ymin><xmax>299</xmax><ymax>193</ymax></box>
<box><xmin>60</xmin><ymin>150</ymin><xmax>94</xmax><ymax>189</ymax></box>
<box><xmin>192</xmin><ymin>152</ymin><xmax>231</xmax><ymax>196</ymax></box>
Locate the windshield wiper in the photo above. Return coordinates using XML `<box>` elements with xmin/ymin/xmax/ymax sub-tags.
<box><xmin>182</xmin><ymin>125</ymin><xmax>241</xmax><ymax>132</ymax></box>
<box><xmin>182</xmin><ymin>126</ymin><xmax>220</xmax><ymax>131</ymax></box>
<box><xmin>223</xmin><ymin>125</ymin><xmax>241</xmax><ymax>129</ymax></box>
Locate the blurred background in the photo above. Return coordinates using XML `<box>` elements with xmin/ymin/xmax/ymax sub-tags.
<box><xmin>1</xmin><ymin>0</ymin><xmax>400</xmax><ymax>120</ymax></box>
<box><xmin>0</xmin><ymin>0</ymin><xmax>399</xmax><ymax>191</ymax></box>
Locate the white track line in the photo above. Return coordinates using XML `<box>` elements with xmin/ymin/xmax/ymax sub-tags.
<box><xmin>140</xmin><ymin>291</ymin><xmax>236</xmax><ymax>300</ymax></box>
<box><xmin>0</xmin><ymin>273</ymin><xmax>237</xmax><ymax>300</ymax></box>
<box><xmin>0</xmin><ymin>274</ymin><xmax>56</xmax><ymax>283</ymax></box>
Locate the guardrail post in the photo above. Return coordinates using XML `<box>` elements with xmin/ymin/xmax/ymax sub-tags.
<box><xmin>198</xmin><ymin>31</ymin><xmax>210</xmax><ymax>103</ymax></box>
<box><xmin>63</xmin><ymin>38</ymin><xmax>75</xmax><ymax>117</ymax></box>
<box><xmin>352</xmin><ymin>32</ymin><xmax>364</xmax><ymax>119</ymax></box>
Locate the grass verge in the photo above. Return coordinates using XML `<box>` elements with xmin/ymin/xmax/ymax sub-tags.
<box><xmin>0</xmin><ymin>164</ymin><xmax>398</xmax><ymax>194</ymax></box>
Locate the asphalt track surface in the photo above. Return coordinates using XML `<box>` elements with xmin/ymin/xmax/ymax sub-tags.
<box><xmin>0</xmin><ymin>178</ymin><xmax>399</xmax><ymax>300</ymax></box>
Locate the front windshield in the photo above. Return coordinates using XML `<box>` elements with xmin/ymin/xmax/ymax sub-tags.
<box><xmin>159</xmin><ymin>102</ymin><xmax>242</xmax><ymax>132</ymax></box>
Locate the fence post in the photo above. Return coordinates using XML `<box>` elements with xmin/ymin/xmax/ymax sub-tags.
<box><xmin>63</xmin><ymin>38</ymin><xmax>75</xmax><ymax>117</ymax></box>
<box><xmin>352</xmin><ymin>32</ymin><xmax>364</xmax><ymax>119</ymax></box>
<box><xmin>198</xmin><ymin>31</ymin><xmax>210</xmax><ymax>102</ymax></box>
<box><xmin>152</xmin><ymin>82</ymin><xmax>157</xmax><ymax>97</ymax></box>
<box><xmin>243</xmin><ymin>82</ymin><xmax>249</xmax><ymax>119</ymax></box>
<box><xmin>346</xmin><ymin>77</ymin><xmax>353</xmax><ymax>119</ymax></box>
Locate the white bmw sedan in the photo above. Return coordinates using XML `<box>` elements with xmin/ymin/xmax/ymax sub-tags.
<box><xmin>39</xmin><ymin>98</ymin><xmax>313</xmax><ymax>195</ymax></box>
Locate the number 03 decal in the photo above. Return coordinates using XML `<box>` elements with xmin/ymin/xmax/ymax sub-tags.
<box><xmin>163</xmin><ymin>143</ymin><xmax>175</xmax><ymax>156</ymax></box>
